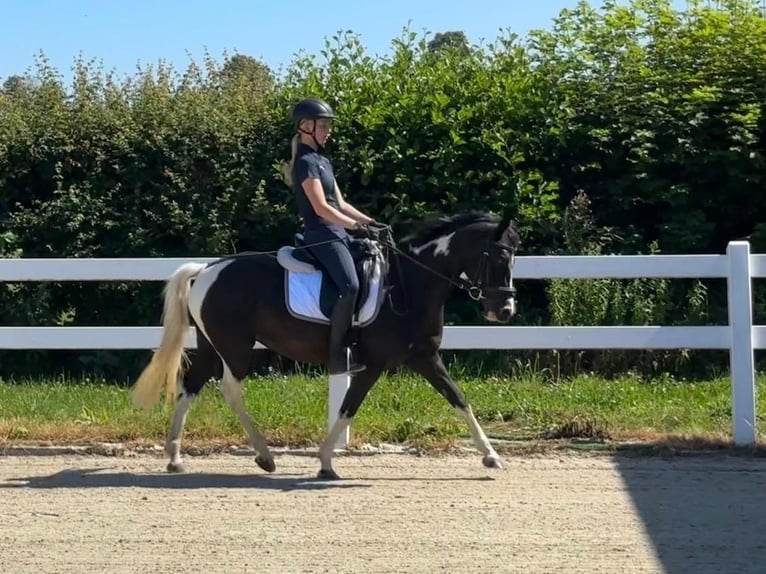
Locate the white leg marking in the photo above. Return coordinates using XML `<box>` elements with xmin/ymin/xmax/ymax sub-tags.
<box><xmin>220</xmin><ymin>364</ymin><xmax>274</xmax><ymax>466</ymax></box>
<box><xmin>456</xmin><ymin>405</ymin><xmax>503</xmax><ymax>467</ymax></box>
<box><xmin>318</xmin><ymin>416</ymin><xmax>352</xmax><ymax>479</ymax></box>
<box><xmin>166</xmin><ymin>392</ymin><xmax>194</xmax><ymax>472</ymax></box>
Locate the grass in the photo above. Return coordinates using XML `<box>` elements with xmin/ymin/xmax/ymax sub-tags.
<box><xmin>1</xmin><ymin>371</ymin><xmax>765</xmax><ymax>453</ymax></box>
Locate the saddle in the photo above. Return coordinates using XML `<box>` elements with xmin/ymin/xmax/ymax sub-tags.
<box><xmin>276</xmin><ymin>233</ymin><xmax>387</xmax><ymax>326</ymax></box>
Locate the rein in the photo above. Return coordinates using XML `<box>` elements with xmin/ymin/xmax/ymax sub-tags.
<box><xmin>371</xmin><ymin>226</ymin><xmax>517</xmax><ymax>305</ymax></box>
<box><xmin>202</xmin><ymin>224</ymin><xmax>516</xmax><ymax>308</ymax></box>
<box><xmin>204</xmin><ymin>237</ymin><xmax>345</xmax><ymax>267</ymax></box>
<box><xmin>386</xmin><ymin>242</ymin><xmax>516</xmax><ymax>301</ymax></box>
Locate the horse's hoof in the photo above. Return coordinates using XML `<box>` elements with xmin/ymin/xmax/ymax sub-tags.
<box><xmin>482</xmin><ymin>454</ymin><xmax>504</xmax><ymax>470</ymax></box>
<box><xmin>255</xmin><ymin>455</ymin><xmax>276</xmax><ymax>473</ymax></box>
<box><xmin>317</xmin><ymin>468</ymin><xmax>341</xmax><ymax>480</ymax></box>
<box><xmin>167</xmin><ymin>461</ymin><xmax>186</xmax><ymax>473</ymax></box>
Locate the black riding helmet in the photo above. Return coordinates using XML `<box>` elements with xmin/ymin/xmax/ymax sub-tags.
<box><xmin>292</xmin><ymin>97</ymin><xmax>335</xmax><ymax>151</ymax></box>
<box><xmin>292</xmin><ymin>98</ymin><xmax>335</xmax><ymax>123</ymax></box>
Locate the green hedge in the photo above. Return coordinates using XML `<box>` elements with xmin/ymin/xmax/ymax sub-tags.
<box><xmin>1</xmin><ymin>0</ymin><xmax>765</xmax><ymax>380</ymax></box>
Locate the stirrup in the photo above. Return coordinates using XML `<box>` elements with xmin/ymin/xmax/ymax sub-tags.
<box><xmin>329</xmin><ymin>347</ymin><xmax>366</xmax><ymax>376</ymax></box>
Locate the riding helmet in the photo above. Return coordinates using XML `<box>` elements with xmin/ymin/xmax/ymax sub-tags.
<box><xmin>291</xmin><ymin>98</ymin><xmax>335</xmax><ymax>123</ymax></box>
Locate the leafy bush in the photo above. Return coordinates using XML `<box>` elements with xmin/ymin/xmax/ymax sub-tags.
<box><xmin>1</xmin><ymin>0</ymin><xmax>764</xmax><ymax>380</ymax></box>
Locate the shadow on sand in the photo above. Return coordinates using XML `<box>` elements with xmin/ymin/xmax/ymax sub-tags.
<box><xmin>0</xmin><ymin>467</ymin><xmax>370</xmax><ymax>492</ymax></box>
<box><xmin>0</xmin><ymin>466</ymin><xmax>493</xmax><ymax>491</ymax></box>
<box><xmin>612</xmin><ymin>442</ymin><xmax>766</xmax><ymax>574</ymax></box>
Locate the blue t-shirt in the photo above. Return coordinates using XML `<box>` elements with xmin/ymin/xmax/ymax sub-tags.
<box><xmin>293</xmin><ymin>143</ymin><xmax>344</xmax><ymax>233</ymax></box>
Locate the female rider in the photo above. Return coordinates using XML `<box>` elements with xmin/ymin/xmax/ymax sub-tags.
<box><xmin>281</xmin><ymin>97</ymin><xmax>376</xmax><ymax>375</ymax></box>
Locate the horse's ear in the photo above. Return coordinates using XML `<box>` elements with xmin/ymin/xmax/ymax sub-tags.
<box><xmin>493</xmin><ymin>213</ymin><xmax>512</xmax><ymax>241</ymax></box>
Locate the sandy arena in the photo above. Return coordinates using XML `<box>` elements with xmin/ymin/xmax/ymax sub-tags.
<box><xmin>1</xmin><ymin>449</ymin><xmax>764</xmax><ymax>574</ymax></box>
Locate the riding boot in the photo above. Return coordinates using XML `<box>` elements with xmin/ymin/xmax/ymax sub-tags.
<box><xmin>328</xmin><ymin>293</ymin><xmax>366</xmax><ymax>376</ymax></box>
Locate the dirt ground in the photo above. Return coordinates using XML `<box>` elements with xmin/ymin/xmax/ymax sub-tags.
<box><xmin>1</xmin><ymin>449</ymin><xmax>765</xmax><ymax>574</ymax></box>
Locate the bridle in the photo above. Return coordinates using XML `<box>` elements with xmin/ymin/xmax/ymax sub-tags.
<box><xmin>369</xmin><ymin>225</ymin><xmax>517</xmax><ymax>304</ymax></box>
<box><xmin>459</xmin><ymin>245</ymin><xmax>517</xmax><ymax>302</ymax></box>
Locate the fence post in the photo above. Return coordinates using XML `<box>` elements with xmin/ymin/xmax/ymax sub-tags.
<box><xmin>328</xmin><ymin>372</ymin><xmax>351</xmax><ymax>449</ymax></box>
<box><xmin>726</xmin><ymin>241</ymin><xmax>757</xmax><ymax>446</ymax></box>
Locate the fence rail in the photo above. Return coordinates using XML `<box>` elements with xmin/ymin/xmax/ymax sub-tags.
<box><xmin>1</xmin><ymin>240</ymin><xmax>764</xmax><ymax>447</ymax></box>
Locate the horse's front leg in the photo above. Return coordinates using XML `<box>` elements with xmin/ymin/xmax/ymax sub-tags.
<box><xmin>407</xmin><ymin>351</ymin><xmax>504</xmax><ymax>469</ymax></box>
<box><xmin>317</xmin><ymin>365</ymin><xmax>383</xmax><ymax>480</ymax></box>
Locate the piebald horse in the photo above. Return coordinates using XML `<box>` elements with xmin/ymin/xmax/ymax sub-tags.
<box><xmin>132</xmin><ymin>211</ymin><xmax>519</xmax><ymax>479</ymax></box>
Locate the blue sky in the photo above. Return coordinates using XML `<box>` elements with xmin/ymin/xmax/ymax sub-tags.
<box><xmin>1</xmin><ymin>0</ymin><xmax>688</xmax><ymax>85</ymax></box>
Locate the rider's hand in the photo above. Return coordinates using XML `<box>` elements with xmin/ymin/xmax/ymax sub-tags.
<box><xmin>367</xmin><ymin>219</ymin><xmax>390</xmax><ymax>231</ymax></box>
<box><xmin>351</xmin><ymin>221</ymin><xmax>375</xmax><ymax>239</ymax></box>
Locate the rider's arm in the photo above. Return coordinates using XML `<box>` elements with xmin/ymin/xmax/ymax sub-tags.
<box><xmin>296</xmin><ymin>158</ymin><xmax>359</xmax><ymax>229</ymax></box>
<box><xmin>333</xmin><ymin>180</ymin><xmax>373</xmax><ymax>225</ymax></box>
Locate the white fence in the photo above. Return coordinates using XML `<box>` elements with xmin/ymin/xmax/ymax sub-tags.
<box><xmin>1</xmin><ymin>240</ymin><xmax>764</xmax><ymax>447</ymax></box>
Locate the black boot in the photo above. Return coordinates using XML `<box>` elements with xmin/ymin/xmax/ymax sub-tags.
<box><xmin>328</xmin><ymin>294</ymin><xmax>366</xmax><ymax>376</ymax></box>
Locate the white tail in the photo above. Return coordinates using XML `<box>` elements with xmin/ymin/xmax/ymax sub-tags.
<box><xmin>132</xmin><ymin>262</ymin><xmax>207</xmax><ymax>409</ymax></box>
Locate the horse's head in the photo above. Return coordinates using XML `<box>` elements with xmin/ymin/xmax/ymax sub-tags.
<box><xmin>401</xmin><ymin>212</ymin><xmax>520</xmax><ymax>323</ymax></box>
<box><xmin>457</xmin><ymin>213</ymin><xmax>519</xmax><ymax>323</ymax></box>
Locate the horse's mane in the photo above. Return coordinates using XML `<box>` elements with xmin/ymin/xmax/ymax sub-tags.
<box><xmin>397</xmin><ymin>211</ymin><xmax>502</xmax><ymax>247</ymax></box>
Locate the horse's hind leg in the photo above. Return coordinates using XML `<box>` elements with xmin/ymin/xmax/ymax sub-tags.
<box><xmin>318</xmin><ymin>365</ymin><xmax>383</xmax><ymax>480</ymax></box>
<box><xmin>166</xmin><ymin>331</ymin><xmax>221</xmax><ymax>473</ymax></box>
<box><xmin>165</xmin><ymin>394</ymin><xmax>193</xmax><ymax>473</ymax></box>
<box><xmin>219</xmin><ymin>357</ymin><xmax>276</xmax><ymax>474</ymax></box>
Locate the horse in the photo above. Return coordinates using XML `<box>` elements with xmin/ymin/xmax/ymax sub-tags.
<box><xmin>131</xmin><ymin>210</ymin><xmax>520</xmax><ymax>479</ymax></box>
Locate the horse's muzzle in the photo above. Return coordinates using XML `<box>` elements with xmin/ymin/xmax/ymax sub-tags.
<box><xmin>484</xmin><ymin>299</ymin><xmax>516</xmax><ymax>324</ymax></box>
<box><xmin>498</xmin><ymin>298</ymin><xmax>516</xmax><ymax>323</ymax></box>
<box><xmin>498</xmin><ymin>307</ymin><xmax>513</xmax><ymax>323</ymax></box>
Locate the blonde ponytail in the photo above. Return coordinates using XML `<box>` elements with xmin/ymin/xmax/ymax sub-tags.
<box><xmin>281</xmin><ymin>133</ymin><xmax>300</xmax><ymax>187</ymax></box>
